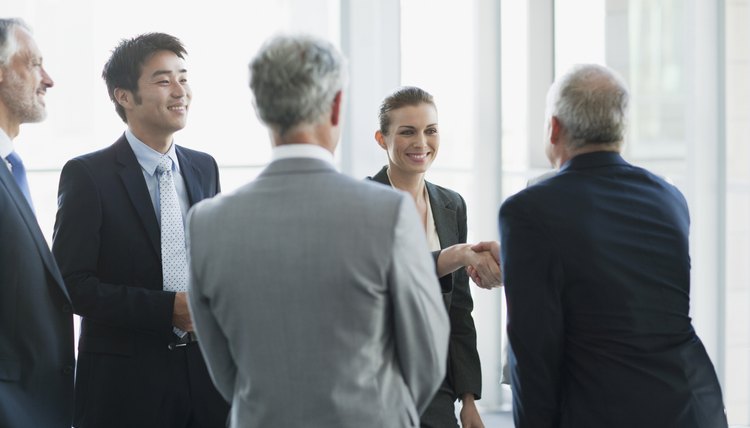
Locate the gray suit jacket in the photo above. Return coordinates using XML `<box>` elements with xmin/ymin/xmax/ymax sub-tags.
<box><xmin>0</xmin><ymin>160</ymin><xmax>75</xmax><ymax>427</ymax></box>
<box><xmin>187</xmin><ymin>157</ymin><xmax>450</xmax><ymax>428</ymax></box>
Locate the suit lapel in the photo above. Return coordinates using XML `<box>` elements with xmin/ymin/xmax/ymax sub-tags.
<box><xmin>115</xmin><ymin>137</ymin><xmax>161</xmax><ymax>257</ymax></box>
<box><xmin>176</xmin><ymin>147</ymin><xmax>203</xmax><ymax>206</ymax></box>
<box><xmin>0</xmin><ymin>162</ymin><xmax>71</xmax><ymax>302</ymax></box>
<box><xmin>426</xmin><ymin>181</ymin><xmax>458</xmax><ymax>248</ymax></box>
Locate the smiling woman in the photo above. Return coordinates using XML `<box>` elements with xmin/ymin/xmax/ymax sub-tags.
<box><xmin>368</xmin><ymin>86</ymin><xmax>501</xmax><ymax>428</ymax></box>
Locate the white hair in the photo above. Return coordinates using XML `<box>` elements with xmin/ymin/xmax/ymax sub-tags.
<box><xmin>546</xmin><ymin>64</ymin><xmax>630</xmax><ymax>149</ymax></box>
<box><xmin>0</xmin><ymin>18</ymin><xmax>31</xmax><ymax>66</ymax></box>
<box><xmin>249</xmin><ymin>34</ymin><xmax>348</xmax><ymax>135</ymax></box>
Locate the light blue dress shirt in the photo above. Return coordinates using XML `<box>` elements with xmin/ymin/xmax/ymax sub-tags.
<box><xmin>125</xmin><ymin>129</ymin><xmax>190</xmax><ymax>227</ymax></box>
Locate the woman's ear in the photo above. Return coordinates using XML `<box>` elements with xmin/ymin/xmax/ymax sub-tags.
<box><xmin>375</xmin><ymin>130</ymin><xmax>387</xmax><ymax>150</ymax></box>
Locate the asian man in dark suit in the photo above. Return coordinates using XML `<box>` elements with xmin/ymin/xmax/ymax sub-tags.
<box><xmin>500</xmin><ymin>64</ymin><xmax>727</xmax><ymax>428</ymax></box>
<box><xmin>52</xmin><ymin>33</ymin><xmax>228</xmax><ymax>428</ymax></box>
<box><xmin>0</xmin><ymin>18</ymin><xmax>75</xmax><ymax>428</ymax></box>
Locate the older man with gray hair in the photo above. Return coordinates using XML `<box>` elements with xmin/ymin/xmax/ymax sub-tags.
<box><xmin>500</xmin><ymin>64</ymin><xmax>727</xmax><ymax>427</ymax></box>
<box><xmin>187</xmin><ymin>34</ymin><xmax>449</xmax><ymax>428</ymax></box>
<box><xmin>0</xmin><ymin>18</ymin><xmax>75</xmax><ymax>427</ymax></box>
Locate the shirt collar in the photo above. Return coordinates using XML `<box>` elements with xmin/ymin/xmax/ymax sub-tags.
<box><xmin>271</xmin><ymin>144</ymin><xmax>335</xmax><ymax>165</ymax></box>
<box><xmin>125</xmin><ymin>129</ymin><xmax>181</xmax><ymax>176</ymax></box>
<box><xmin>0</xmin><ymin>128</ymin><xmax>14</xmax><ymax>160</ymax></box>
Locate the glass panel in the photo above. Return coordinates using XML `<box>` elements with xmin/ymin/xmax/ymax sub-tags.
<box><xmin>724</xmin><ymin>0</ymin><xmax>750</xmax><ymax>424</ymax></box>
<box><xmin>624</xmin><ymin>0</ymin><xmax>687</xmax><ymax>162</ymax></box>
<box><xmin>554</xmin><ymin>0</ymin><xmax>606</xmax><ymax>76</ymax></box>
<box><xmin>501</xmin><ymin>0</ymin><xmax>530</xmax><ymax>197</ymax></box>
<box><xmin>400</xmin><ymin>0</ymin><xmax>478</xmax><ymax>178</ymax></box>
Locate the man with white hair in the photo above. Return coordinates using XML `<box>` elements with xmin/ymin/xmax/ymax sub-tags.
<box><xmin>187</xmin><ymin>35</ymin><xmax>449</xmax><ymax>427</ymax></box>
<box><xmin>500</xmin><ymin>64</ymin><xmax>728</xmax><ymax>427</ymax></box>
<box><xmin>0</xmin><ymin>18</ymin><xmax>75</xmax><ymax>427</ymax></box>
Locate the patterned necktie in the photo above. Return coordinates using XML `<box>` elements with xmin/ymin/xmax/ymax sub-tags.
<box><xmin>157</xmin><ymin>156</ymin><xmax>188</xmax><ymax>337</ymax></box>
<box><xmin>5</xmin><ymin>151</ymin><xmax>35</xmax><ymax>212</ymax></box>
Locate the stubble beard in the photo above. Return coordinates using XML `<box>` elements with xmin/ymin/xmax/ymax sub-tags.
<box><xmin>0</xmin><ymin>69</ymin><xmax>47</xmax><ymax>124</ymax></box>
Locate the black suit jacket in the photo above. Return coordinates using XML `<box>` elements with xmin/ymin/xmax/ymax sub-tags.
<box><xmin>500</xmin><ymin>152</ymin><xmax>727</xmax><ymax>428</ymax></box>
<box><xmin>370</xmin><ymin>166</ymin><xmax>481</xmax><ymax>401</ymax></box>
<box><xmin>52</xmin><ymin>135</ymin><xmax>221</xmax><ymax>426</ymax></box>
<box><xmin>0</xmin><ymin>159</ymin><xmax>74</xmax><ymax>427</ymax></box>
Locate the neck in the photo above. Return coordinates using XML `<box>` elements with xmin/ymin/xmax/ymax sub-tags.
<box><xmin>128</xmin><ymin>126</ymin><xmax>174</xmax><ymax>154</ymax></box>
<box><xmin>0</xmin><ymin>108</ymin><xmax>20</xmax><ymax>140</ymax></box>
<box><xmin>272</xmin><ymin>124</ymin><xmax>335</xmax><ymax>154</ymax></box>
<box><xmin>387</xmin><ymin>166</ymin><xmax>425</xmax><ymax>201</ymax></box>
<box><xmin>557</xmin><ymin>142</ymin><xmax>621</xmax><ymax>168</ymax></box>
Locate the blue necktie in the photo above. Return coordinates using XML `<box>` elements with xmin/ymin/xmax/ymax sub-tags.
<box><xmin>5</xmin><ymin>151</ymin><xmax>35</xmax><ymax>212</ymax></box>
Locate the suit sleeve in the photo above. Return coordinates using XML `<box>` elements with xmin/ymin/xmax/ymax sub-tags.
<box><xmin>448</xmin><ymin>195</ymin><xmax>482</xmax><ymax>399</ymax></box>
<box><xmin>500</xmin><ymin>195</ymin><xmax>564</xmax><ymax>428</ymax></box>
<box><xmin>390</xmin><ymin>195</ymin><xmax>450</xmax><ymax>415</ymax></box>
<box><xmin>431</xmin><ymin>251</ymin><xmax>454</xmax><ymax>294</ymax></box>
<box><xmin>52</xmin><ymin>159</ymin><xmax>175</xmax><ymax>334</ymax></box>
<box><xmin>186</xmin><ymin>205</ymin><xmax>236</xmax><ymax>402</ymax></box>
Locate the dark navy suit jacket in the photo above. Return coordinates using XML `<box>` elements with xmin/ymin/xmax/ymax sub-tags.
<box><xmin>52</xmin><ymin>135</ymin><xmax>222</xmax><ymax>427</ymax></box>
<box><xmin>1</xmin><ymin>156</ymin><xmax>75</xmax><ymax>427</ymax></box>
<box><xmin>500</xmin><ymin>151</ymin><xmax>727</xmax><ymax>428</ymax></box>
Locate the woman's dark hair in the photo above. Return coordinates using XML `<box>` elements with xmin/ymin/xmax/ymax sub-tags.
<box><xmin>378</xmin><ymin>86</ymin><xmax>436</xmax><ymax>135</ymax></box>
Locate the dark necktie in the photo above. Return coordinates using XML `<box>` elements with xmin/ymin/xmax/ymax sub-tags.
<box><xmin>5</xmin><ymin>151</ymin><xmax>35</xmax><ymax>212</ymax></box>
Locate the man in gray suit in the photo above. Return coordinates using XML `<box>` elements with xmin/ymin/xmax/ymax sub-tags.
<box><xmin>187</xmin><ymin>35</ymin><xmax>450</xmax><ymax>427</ymax></box>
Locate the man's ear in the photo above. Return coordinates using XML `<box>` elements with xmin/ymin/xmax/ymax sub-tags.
<box><xmin>114</xmin><ymin>88</ymin><xmax>132</xmax><ymax>109</ymax></box>
<box><xmin>375</xmin><ymin>130</ymin><xmax>387</xmax><ymax>150</ymax></box>
<box><xmin>549</xmin><ymin>116</ymin><xmax>563</xmax><ymax>145</ymax></box>
<box><xmin>330</xmin><ymin>90</ymin><xmax>342</xmax><ymax>126</ymax></box>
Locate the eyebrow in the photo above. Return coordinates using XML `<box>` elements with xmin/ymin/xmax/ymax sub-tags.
<box><xmin>397</xmin><ymin>123</ymin><xmax>438</xmax><ymax>129</ymax></box>
<box><xmin>150</xmin><ymin>69</ymin><xmax>188</xmax><ymax>78</ymax></box>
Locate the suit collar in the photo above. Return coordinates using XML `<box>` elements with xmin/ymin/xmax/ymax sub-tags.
<box><xmin>425</xmin><ymin>181</ymin><xmax>457</xmax><ymax>247</ymax></box>
<box><xmin>115</xmin><ymin>135</ymin><xmax>161</xmax><ymax>256</ymax></box>
<box><xmin>124</xmin><ymin>129</ymin><xmax>182</xmax><ymax>177</ymax></box>
<box><xmin>175</xmin><ymin>147</ymin><xmax>204</xmax><ymax>205</ymax></box>
<box><xmin>370</xmin><ymin>165</ymin><xmax>457</xmax><ymax>246</ymax></box>
<box><xmin>0</xmin><ymin>161</ymin><xmax>70</xmax><ymax>302</ymax></box>
<box><xmin>370</xmin><ymin>165</ymin><xmax>390</xmax><ymax>185</ymax></box>
<box><xmin>261</xmin><ymin>157</ymin><xmax>338</xmax><ymax>177</ymax></box>
<box><xmin>560</xmin><ymin>151</ymin><xmax>628</xmax><ymax>172</ymax></box>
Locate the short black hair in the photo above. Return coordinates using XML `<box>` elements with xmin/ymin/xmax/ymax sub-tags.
<box><xmin>102</xmin><ymin>32</ymin><xmax>186</xmax><ymax>123</ymax></box>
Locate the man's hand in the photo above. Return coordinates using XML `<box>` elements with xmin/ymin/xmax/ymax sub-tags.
<box><xmin>460</xmin><ymin>394</ymin><xmax>485</xmax><ymax>428</ymax></box>
<box><xmin>172</xmin><ymin>291</ymin><xmax>194</xmax><ymax>332</ymax></box>
<box><xmin>467</xmin><ymin>241</ymin><xmax>503</xmax><ymax>289</ymax></box>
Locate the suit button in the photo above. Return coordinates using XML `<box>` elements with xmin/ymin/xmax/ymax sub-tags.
<box><xmin>62</xmin><ymin>365</ymin><xmax>74</xmax><ymax>375</ymax></box>
<box><xmin>62</xmin><ymin>304</ymin><xmax>72</xmax><ymax>313</ymax></box>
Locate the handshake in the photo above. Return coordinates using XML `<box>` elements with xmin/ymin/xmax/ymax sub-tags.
<box><xmin>467</xmin><ymin>241</ymin><xmax>502</xmax><ymax>289</ymax></box>
<box><xmin>437</xmin><ymin>241</ymin><xmax>503</xmax><ymax>290</ymax></box>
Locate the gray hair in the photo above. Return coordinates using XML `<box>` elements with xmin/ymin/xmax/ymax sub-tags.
<box><xmin>546</xmin><ymin>64</ymin><xmax>629</xmax><ymax>149</ymax></box>
<box><xmin>249</xmin><ymin>34</ymin><xmax>348</xmax><ymax>135</ymax></box>
<box><xmin>0</xmin><ymin>18</ymin><xmax>31</xmax><ymax>66</ymax></box>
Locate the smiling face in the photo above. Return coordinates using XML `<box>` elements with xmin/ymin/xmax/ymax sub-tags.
<box><xmin>117</xmin><ymin>50</ymin><xmax>190</xmax><ymax>140</ymax></box>
<box><xmin>0</xmin><ymin>27</ymin><xmax>54</xmax><ymax>128</ymax></box>
<box><xmin>376</xmin><ymin>103</ymin><xmax>439</xmax><ymax>175</ymax></box>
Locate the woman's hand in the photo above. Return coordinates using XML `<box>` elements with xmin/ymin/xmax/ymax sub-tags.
<box><xmin>466</xmin><ymin>241</ymin><xmax>503</xmax><ymax>289</ymax></box>
<box><xmin>460</xmin><ymin>394</ymin><xmax>485</xmax><ymax>428</ymax></box>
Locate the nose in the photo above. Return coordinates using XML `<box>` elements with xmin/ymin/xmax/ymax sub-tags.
<box><xmin>172</xmin><ymin>81</ymin><xmax>188</xmax><ymax>98</ymax></box>
<box><xmin>41</xmin><ymin>67</ymin><xmax>54</xmax><ymax>88</ymax></box>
